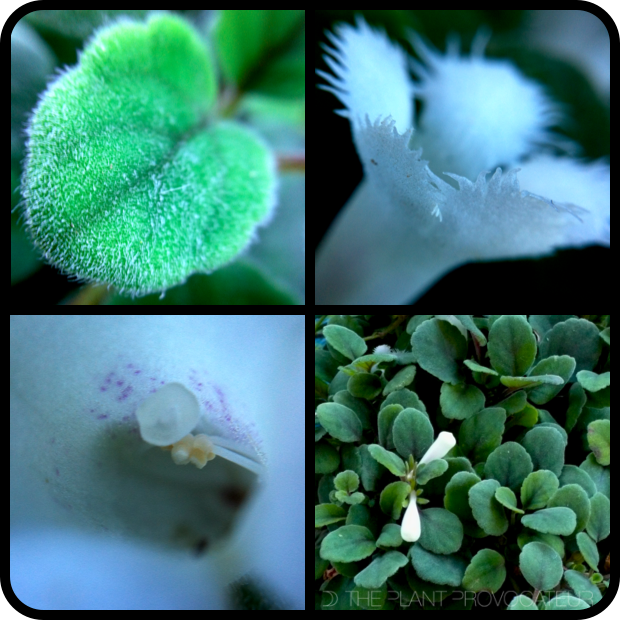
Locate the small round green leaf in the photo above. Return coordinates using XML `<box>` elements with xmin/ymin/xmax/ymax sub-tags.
<box><xmin>484</xmin><ymin>442</ymin><xmax>533</xmax><ymax>491</ymax></box>
<box><xmin>415</xmin><ymin>459</ymin><xmax>448</xmax><ymax>485</ymax></box>
<box><xmin>587</xmin><ymin>419</ymin><xmax>610</xmax><ymax>466</ymax></box>
<box><xmin>527</xmin><ymin>355</ymin><xmax>576</xmax><ymax>404</ymax></box>
<box><xmin>576</xmin><ymin>531</ymin><xmax>600</xmax><ymax>572</ymax></box>
<box><xmin>320</xmin><ymin>525</ymin><xmax>376</xmax><ymax>563</ymax></box>
<box><xmin>410</xmin><ymin>545</ymin><xmax>467</xmax><ymax>587</ymax></box>
<box><xmin>411</xmin><ymin>318</ymin><xmax>468</xmax><ymax>384</ymax></box>
<box><xmin>494</xmin><ymin>486</ymin><xmax>524</xmax><ymax>514</ymax></box>
<box><xmin>383</xmin><ymin>364</ymin><xmax>416</xmax><ymax>395</ymax></box>
<box><xmin>462</xmin><ymin>548</ymin><xmax>506</xmax><ymax>593</ymax></box>
<box><xmin>577</xmin><ymin>370</ymin><xmax>610</xmax><ymax>392</ymax></box>
<box><xmin>520</xmin><ymin>470</ymin><xmax>560</xmax><ymax>510</ymax></box>
<box><xmin>334</xmin><ymin>470</ymin><xmax>360</xmax><ymax>493</ymax></box>
<box><xmin>519</xmin><ymin>542</ymin><xmax>563</xmax><ymax>591</ymax></box>
<box><xmin>440</xmin><ymin>381</ymin><xmax>485</xmax><ymax>420</ymax></box>
<box><xmin>458</xmin><ymin>407</ymin><xmax>506</xmax><ymax>464</ymax></box>
<box><xmin>353</xmin><ymin>551</ymin><xmax>409</xmax><ymax>589</ymax></box>
<box><xmin>323</xmin><ymin>325</ymin><xmax>368</xmax><ymax>361</ymax></box>
<box><xmin>347</xmin><ymin>372</ymin><xmax>383</xmax><ymax>400</ymax></box>
<box><xmin>418</xmin><ymin>507</ymin><xmax>464</xmax><ymax>554</ymax></box>
<box><xmin>367</xmin><ymin>444</ymin><xmax>407</xmax><ymax>477</ymax></box>
<box><xmin>379</xmin><ymin>481</ymin><xmax>411</xmax><ymax>520</ymax></box>
<box><xmin>507</xmin><ymin>594</ymin><xmax>539</xmax><ymax>610</ymax></box>
<box><xmin>538</xmin><ymin>318</ymin><xmax>602</xmax><ymax>376</ymax></box>
<box><xmin>522</xmin><ymin>426</ymin><xmax>566</xmax><ymax>476</ymax></box>
<box><xmin>392</xmin><ymin>408</ymin><xmax>433</xmax><ymax>461</ymax></box>
<box><xmin>315</xmin><ymin>442</ymin><xmax>340</xmax><ymax>474</ymax></box>
<box><xmin>21</xmin><ymin>14</ymin><xmax>276</xmax><ymax>296</ymax></box>
<box><xmin>545</xmin><ymin>593</ymin><xmax>590</xmax><ymax>610</ymax></box>
<box><xmin>521</xmin><ymin>507</ymin><xmax>577</xmax><ymax>535</ymax></box>
<box><xmin>586</xmin><ymin>492</ymin><xmax>610</xmax><ymax>542</ymax></box>
<box><xmin>547</xmin><ymin>483</ymin><xmax>592</xmax><ymax>533</ymax></box>
<box><xmin>499</xmin><ymin>374</ymin><xmax>563</xmax><ymax>388</ymax></box>
<box><xmin>316</xmin><ymin>402</ymin><xmax>362</xmax><ymax>443</ymax></box>
<box><xmin>315</xmin><ymin>503</ymin><xmax>347</xmax><ymax>527</ymax></box>
<box><xmin>469</xmin><ymin>479</ymin><xmax>509</xmax><ymax>536</ymax></box>
<box><xmin>487</xmin><ymin>315</ymin><xmax>537</xmax><ymax>377</ymax></box>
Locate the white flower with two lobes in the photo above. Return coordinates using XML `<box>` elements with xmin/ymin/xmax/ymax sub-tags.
<box><xmin>316</xmin><ymin>17</ymin><xmax>610</xmax><ymax>304</ymax></box>
<box><xmin>401</xmin><ymin>431</ymin><xmax>456</xmax><ymax>543</ymax></box>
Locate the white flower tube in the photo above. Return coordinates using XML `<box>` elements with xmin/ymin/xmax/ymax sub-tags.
<box><xmin>401</xmin><ymin>491</ymin><xmax>422</xmax><ymax>543</ymax></box>
<box><xmin>418</xmin><ymin>431</ymin><xmax>457</xmax><ymax>465</ymax></box>
<box><xmin>401</xmin><ymin>431</ymin><xmax>456</xmax><ymax>542</ymax></box>
<box><xmin>316</xmin><ymin>18</ymin><xmax>610</xmax><ymax>305</ymax></box>
<box><xmin>10</xmin><ymin>316</ymin><xmax>304</xmax><ymax>609</ymax></box>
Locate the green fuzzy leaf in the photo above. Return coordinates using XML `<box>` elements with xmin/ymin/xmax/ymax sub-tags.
<box><xmin>334</xmin><ymin>470</ymin><xmax>360</xmax><ymax>493</ymax></box>
<box><xmin>21</xmin><ymin>14</ymin><xmax>276</xmax><ymax>296</ymax></box>
<box><xmin>315</xmin><ymin>503</ymin><xmax>347</xmax><ymax>527</ymax></box>
<box><xmin>323</xmin><ymin>325</ymin><xmax>367</xmax><ymax>360</ymax></box>
<box><xmin>522</xmin><ymin>426</ymin><xmax>566</xmax><ymax>477</ymax></box>
<box><xmin>379</xmin><ymin>481</ymin><xmax>411</xmax><ymax>520</ymax></box>
<box><xmin>487</xmin><ymin>315</ymin><xmax>537</xmax><ymax>377</ymax></box>
<box><xmin>483</xmin><ymin>442</ymin><xmax>533</xmax><ymax>491</ymax></box>
<box><xmin>520</xmin><ymin>470</ymin><xmax>560</xmax><ymax>510</ymax></box>
<box><xmin>469</xmin><ymin>479</ymin><xmax>509</xmax><ymax>536</ymax></box>
<box><xmin>577</xmin><ymin>370</ymin><xmax>611</xmax><ymax>392</ymax></box>
<box><xmin>347</xmin><ymin>372</ymin><xmax>383</xmax><ymax>400</ymax></box>
<box><xmin>545</xmin><ymin>594</ymin><xmax>590</xmax><ymax>610</ymax></box>
<box><xmin>315</xmin><ymin>402</ymin><xmax>362</xmax><ymax>443</ymax></box>
<box><xmin>367</xmin><ymin>444</ymin><xmax>407</xmax><ymax>477</ymax></box>
<box><xmin>526</xmin><ymin>355</ymin><xmax>576</xmax><ymax>404</ymax></box>
<box><xmin>586</xmin><ymin>492</ymin><xmax>610</xmax><ymax>542</ymax></box>
<box><xmin>462</xmin><ymin>548</ymin><xmax>506</xmax><ymax>593</ymax></box>
<box><xmin>212</xmin><ymin>9</ymin><xmax>305</xmax><ymax>88</ymax></box>
<box><xmin>458</xmin><ymin>407</ymin><xmax>506</xmax><ymax>463</ymax></box>
<box><xmin>411</xmin><ymin>318</ymin><xmax>468</xmax><ymax>384</ymax></box>
<box><xmin>494</xmin><ymin>486</ymin><xmax>524</xmax><ymax>514</ymax></box>
<box><xmin>320</xmin><ymin>525</ymin><xmax>376</xmax><ymax>563</ymax></box>
<box><xmin>415</xmin><ymin>459</ymin><xmax>448</xmax><ymax>485</ymax></box>
<box><xmin>353</xmin><ymin>551</ymin><xmax>409</xmax><ymax>589</ymax></box>
<box><xmin>519</xmin><ymin>542</ymin><xmax>564</xmax><ymax>591</ymax></box>
<box><xmin>576</xmin><ymin>531</ymin><xmax>599</xmax><ymax>572</ymax></box>
<box><xmin>439</xmin><ymin>381</ymin><xmax>485</xmax><ymax>420</ymax></box>
<box><xmin>587</xmin><ymin>419</ymin><xmax>610</xmax><ymax>466</ymax></box>
<box><xmin>376</xmin><ymin>523</ymin><xmax>404</xmax><ymax>548</ymax></box>
<box><xmin>507</xmin><ymin>594</ymin><xmax>539</xmax><ymax>610</ymax></box>
<box><xmin>392</xmin><ymin>407</ymin><xmax>434</xmax><ymax>461</ymax></box>
<box><xmin>499</xmin><ymin>374</ymin><xmax>563</xmax><ymax>388</ymax></box>
<box><xmin>409</xmin><ymin>545</ymin><xmax>467</xmax><ymax>587</ymax></box>
<box><xmin>418</xmin><ymin>507</ymin><xmax>464</xmax><ymax>554</ymax></box>
<box><xmin>383</xmin><ymin>364</ymin><xmax>416</xmax><ymax>395</ymax></box>
<box><xmin>463</xmin><ymin>359</ymin><xmax>498</xmax><ymax>376</ymax></box>
<box><xmin>521</xmin><ymin>507</ymin><xmax>577</xmax><ymax>535</ymax></box>
<box><xmin>547</xmin><ymin>484</ymin><xmax>592</xmax><ymax>533</ymax></box>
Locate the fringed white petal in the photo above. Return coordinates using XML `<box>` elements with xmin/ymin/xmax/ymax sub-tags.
<box><xmin>315</xmin><ymin>18</ymin><xmax>610</xmax><ymax>305</ymax></box>
<box><xmin>516</xmin><ymin>154</ymin><xmax>610</xmax><ymax>246</ymax></box>
<box><xmin>316</xmin><ymin>18</ymin><xmax>414</xmax><ymax>134</ymax></box>
<box><xmin>316</xmin><ymin>117</ymin><xmax>609</xmax><ymax>304</ymax></box>
<box><xmin>408</xmin><ymin>31</ymin><xmax>563</xmax><ymax>181</ymax></box>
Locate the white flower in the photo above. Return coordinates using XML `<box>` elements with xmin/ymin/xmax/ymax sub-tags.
<box><xmin>373</xmin><ymin>344</ymin><xmax>394</xmax><ymax>354</ymax></box>
<box><xmin>401</xmin><ymin>432</ymin><xmax>456</xmax><ymax>543</ymax></box>
<box><xmin>10</xmin><ymin>316</ymin><xmax>304</xmax><ymax>609</ymax></box>
<box><xmin>401</xmin><ymin>490</ymin><xmax>423</xmax><ymax>543</ymax></box>
<box><xmin>418</xmin><ymin>431</ymin><xmax>457</xmax><ymax>465</ymax></box>
<box><xmin>316</xmin><ymin>17</ymin><xmax>610</xmax><ymax>304</ymax></box>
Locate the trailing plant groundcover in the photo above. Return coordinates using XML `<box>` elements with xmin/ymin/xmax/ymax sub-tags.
<box><xmin>315</xmin><ymin>315</ymin><xmax>610</xmax><ymax>610</ymax></box>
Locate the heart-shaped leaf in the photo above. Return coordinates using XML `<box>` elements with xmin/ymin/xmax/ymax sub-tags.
<box><xmin>21</xmin><ymin>14</ymin><xmax>276</xmax><ymax>296</ymax></box>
